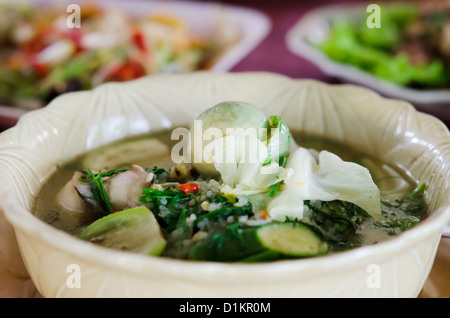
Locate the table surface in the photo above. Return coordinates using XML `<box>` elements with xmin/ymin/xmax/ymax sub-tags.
<box><xmin>0</xmin><ymin>0</ymin><xmax>448</xmax><ymax>298</ymax></box>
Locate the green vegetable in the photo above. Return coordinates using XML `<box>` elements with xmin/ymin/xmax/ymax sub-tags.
<box><xmin>268</xmin><ymin>181</ymin><xmax>282</xmax><ymax>197</ymax></box>
<box><xmin>410</xmin><ymin>182</ymin><xmax>426</xmax><ymax>197</ymax></box>
<box><xmin>174</xmin><ymin>208</ymin><xmax>190</xmax><ymax>238</ymax></box>
<box><xmin>189</xmin><ymin>221</ymin><xmax>328</xmax><ymax>262</ymax></box>
<box><xmin>316</xmin><ymin>4</ymin><xmax>450</xmax><ymax>88</ymax></box>
<box><xmin>0</xmin><ymin>68</ymin><xmax>45</xmax><ymax>104</ymax></box>
<box><xmin>239</xmin><ymin>250</ymin><xmax>280</xmax><ymax>262</ymax></box>
<box><xmin>190</xmin><ymin>101</ymin><xmax>268</xmax><ymax>177</ymax></box>
<box><xmin>193</xmin><ymin>203</ymin><xmax>253</xmax><ymax>226</ymax></box>
<box><xmin>39</xmin><ymin>48</ymin><xmax>121</xmax><ymax>94</ymax></box>
<box><xmin>79</xmin><ymin>168</ymin><xmax>127</xmax><ymax>214</ymax></box>
<box><xmin>145</xmin><ymin>166</ymin><xmax>169</xmax><ymax>175</ymax></box>
<box><xmin>194</xmin><ymin>206</ymin><xmax>250</xmax><ymax>224</ymax></box>
<box><xmin>257</xmin><ymin>222</ymin><xmax>328</xmax><ymax>257</ymax></box>
<box><xmin>357</xmin><ymin>3</ymin><xmax>418</xmax><ymax>50</ymax></box>
<box><xmin>78</xmin><ymin>206</ymin><xmax>167</xmax><ymax>256</ymax></box>
<box><xmin>140</xmin><ymin>188</ymin><xmax>188</xmax><ymax>202</ymax></box>
<box><xmin>263</xmin><ymin>116</ymin><xmax>290</xmax><ymax>198</ymax></box>
<box><xmin>304</xmin><ymin>200</ymin><xmax>371</xmax><ymax>250</ymax></box>
<box><xmin>188</xmin><ymin>223</ymin><xmax>266</xmax><ymax>262</ymax></box>
<box><xmin>377</xmin><ymin>182</ymin><xmax>427</xmax><ymax>234</ymax></box>
<box><xmin>194</xmin><ymin>101</ymin><xmax>268</xmax><ymax>138</ymax></box>
<box><xmin>375</xmin><ymin>213</ymin><xmax>420</xmax><ymax>233</ymax></box>
<box><xmin>264</xmin><ymin>115</ymin><xmax>291</xmax><ymax>166</ymax></box>
<box><xmin>140</xmin><ymin>187</ymin><xmax>193</xmax><ymax>232</ymax></box>
<box><xmin>307</xmin><ymin>200</ymin><xmax>370</xmax><ymax>231</ymax></box>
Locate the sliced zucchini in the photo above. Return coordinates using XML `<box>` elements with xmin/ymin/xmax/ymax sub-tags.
<box><xmin>78</xmin><ymin>206</ymin><xmax>167</xmax><ymax>256</ymax></box>
<box><xmin>82</xmin><ymin>138</ymin><xmax>170</xmax><ymax>170</ymax></box>
<box><xmin>256</xmin><ymin>222</ymin><xmax>328</xmax><ymax>257</ymax></box>
<box><xmin>188</xmin><ymin>221</ymin><xmax>328</xmax><ymax>262</ymax></box>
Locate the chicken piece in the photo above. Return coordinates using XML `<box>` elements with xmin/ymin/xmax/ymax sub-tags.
<box><xmin>107</xmin><ymin>165</ymin><xmax>153</xmax><ymax>211</ymax></box>
<box><xmin>54</xmin><ymin>171</ymin><xmax>101</xmax><ymax>227</ymax></box>
<box><xmin>56</xmin><ymin>172</ymin><xmax>88</xmax><ymax>213</ymax></box>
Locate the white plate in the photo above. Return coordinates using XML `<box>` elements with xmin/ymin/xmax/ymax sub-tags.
<box><xmin>285</xmin><ymin>3</ymin><xmax>450</xmax><ymax>106</ymax></box>
<box><xmin>0</xmin><ymin>0</ymin><xmax>271</xmax><ymax>129</ymax></box>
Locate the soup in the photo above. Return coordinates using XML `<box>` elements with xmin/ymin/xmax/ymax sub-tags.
<box><xmin>34</xmin><ymin>102</ymin><xmax>428</xmax><ymax>262</ymax></box>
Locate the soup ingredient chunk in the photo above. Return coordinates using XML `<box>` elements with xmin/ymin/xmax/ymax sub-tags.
<box><xmin>108</xmin><ymin>165</ymin><xmax>154</xmax><ymax>210</ymax></box>
<box><xmin>189</xmin><ymin>101</ymin><xmax>268</xmax><ymax>177</ymax></box>
<box><xmin>256</xmin><ymin>222</ymin><xmax>328</xmax><ymax>257</ymax></box>
<box><xmin>189</xmin><ymin>101</ymin><xmax>293</xmax><ymax>197</ymax></box>
<box><xmin>78</xmin><ymin>206</ymin><xmax>167</xmax><ymax>256</ymax></box>
<box><xmin>188</xmin><ymin>221</ymin><xmax>328</xmax><ymax>262</ymax></box>
<box><xmin>268</xmin><ymin>148</ymin><xmax>381</xmax><ymax>221</ymax></box>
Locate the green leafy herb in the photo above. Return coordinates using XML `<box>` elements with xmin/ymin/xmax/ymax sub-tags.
<box><xmin>316</xmin><ymin>5</ymin><xmax>450</xmax><ymax>88</ymax></box>
<box><xmin>139</xmin><ymin>188</ymin><xmax>187</xmax><ymax>202</ymax></box>
<box><xmin>207</xmin><ymin>194</ymin><xmax>230</xmax><ymax>204</ymax></box>
<box><xmin>140</xmin><ymin>187</ymin><xmax>197</xmax><ymax>232</ymax></box>
<box><xmin>145</xmin><ymin>166</ymin><xmax>168</xmax><ymax>175</ymax></box>
<box><xmin>193</xmin><ymin>204</ymin><xmax>253</xmax><ymax>226</ymax></box>
<box><xmin>264</xmin><ymin>115</ymin><xmax>291</xmax><ymax>166</ymax></box>
<box><xmin>304</xmin><ymin>200</ymin><xmax>371</xmax><ymax>250</ymax></box>
<box><xmin>188</xmin><ymin>223</ymin><xmax>265</xmax><ymax>262</ymax></box>
<box><xmin>377</xmin><ymin>182</ymin><xmax>427</xmax><ymax>234</ymax></box>
<box><xmin>410</xmin><ymin>182</ymin><xmax>426</xmax><ymax>197</ymax></box>
<box><xmin>262</xmin><ymin>157</ymin><xmax>273</xmax><ymax>167</ymax></box>
<box><xmin>268</xmin><ymin>181</ymin><xmax>282</xmax><ymax>197</ymax></box>
<box><xmin>375</xmin><ymin>214</ymin><xmax>420</xmax><ymax>234</ymax></box>
<box><xmin>79</xmin><ymin>168</ymin><xmax>127</xmax><ymax>214</ymax></box>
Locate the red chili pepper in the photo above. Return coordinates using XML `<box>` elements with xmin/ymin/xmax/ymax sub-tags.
<box><xmin>109</xmin><ymin>60</ymin><xmax>145</xmax><ymax>81</ymax></box>
<box><xmin>132</xmin><ymin>30</ymin><xmax>147</xmax><ymax>53</ymax></box>
<box><xmin>178</xmin><ymin>183</ymin><xmax>199</xmax><ymax>195</ymax></box>
<box><xmin>29</xmin><ymin>56</ymin><xmax>49</xmax><ymax>77</ymax></box>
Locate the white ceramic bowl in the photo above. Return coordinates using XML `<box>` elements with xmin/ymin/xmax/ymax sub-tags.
<box><xmin>0</xmin><ymin>72</ymin><xmax>449</xmax><ymax>297</ymax></box>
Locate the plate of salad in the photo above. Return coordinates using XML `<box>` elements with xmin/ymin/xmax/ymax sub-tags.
<box><xmin>0</xmin><ymin>0</ymin><xmax>270</xmax><ymax>129</ymax></box>
<box><xmin>286</xmin><ymin>1</ymin><xmax>450</xmax><ymax>106</ymax></box>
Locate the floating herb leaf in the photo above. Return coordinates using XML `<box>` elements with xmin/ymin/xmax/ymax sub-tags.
<box><xmin>377</xmin><ymin>182</ymin><xmax>427</xmax><ymax>234</ymax></box>
<box><xmin>79</xmin><ymin>168</ymin><xmax>127</xmax><ymax>214</ymax></box>
<box><xmin>140</xmin><ymin>187</ymin><xmax>195</xmax><ymax>232</ymax></box>
<box><xmin>145</xmin><ymin>166</ymin><xmax>168</xmax><ymax>175</ymax></box>
<box><xmin>193</xmin><ymin>204</ymin><xmax>253</xmax><ymax>226</ymax></box>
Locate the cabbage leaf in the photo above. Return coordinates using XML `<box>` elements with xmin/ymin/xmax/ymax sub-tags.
<box><xmin>268</xmin><ymin>148</ymin><xmax>381</xmax><ymax>221</ymax></box>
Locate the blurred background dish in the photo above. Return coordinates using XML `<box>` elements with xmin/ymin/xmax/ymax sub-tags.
<box><xmin>0</xmin><ymin>0</ymin><xmax>271</xmax><ymax>130</ymax></box>
<box><xmin>286</xmin><ymin>0</ymin><xmax>450</xmax><ymax>124</ymax></box>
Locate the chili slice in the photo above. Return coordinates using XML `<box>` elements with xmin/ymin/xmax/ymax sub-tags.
<box><xmin>178</xmin><ymin>183</ymin><xmax>199</xmax><ymax>195</ymax></box>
